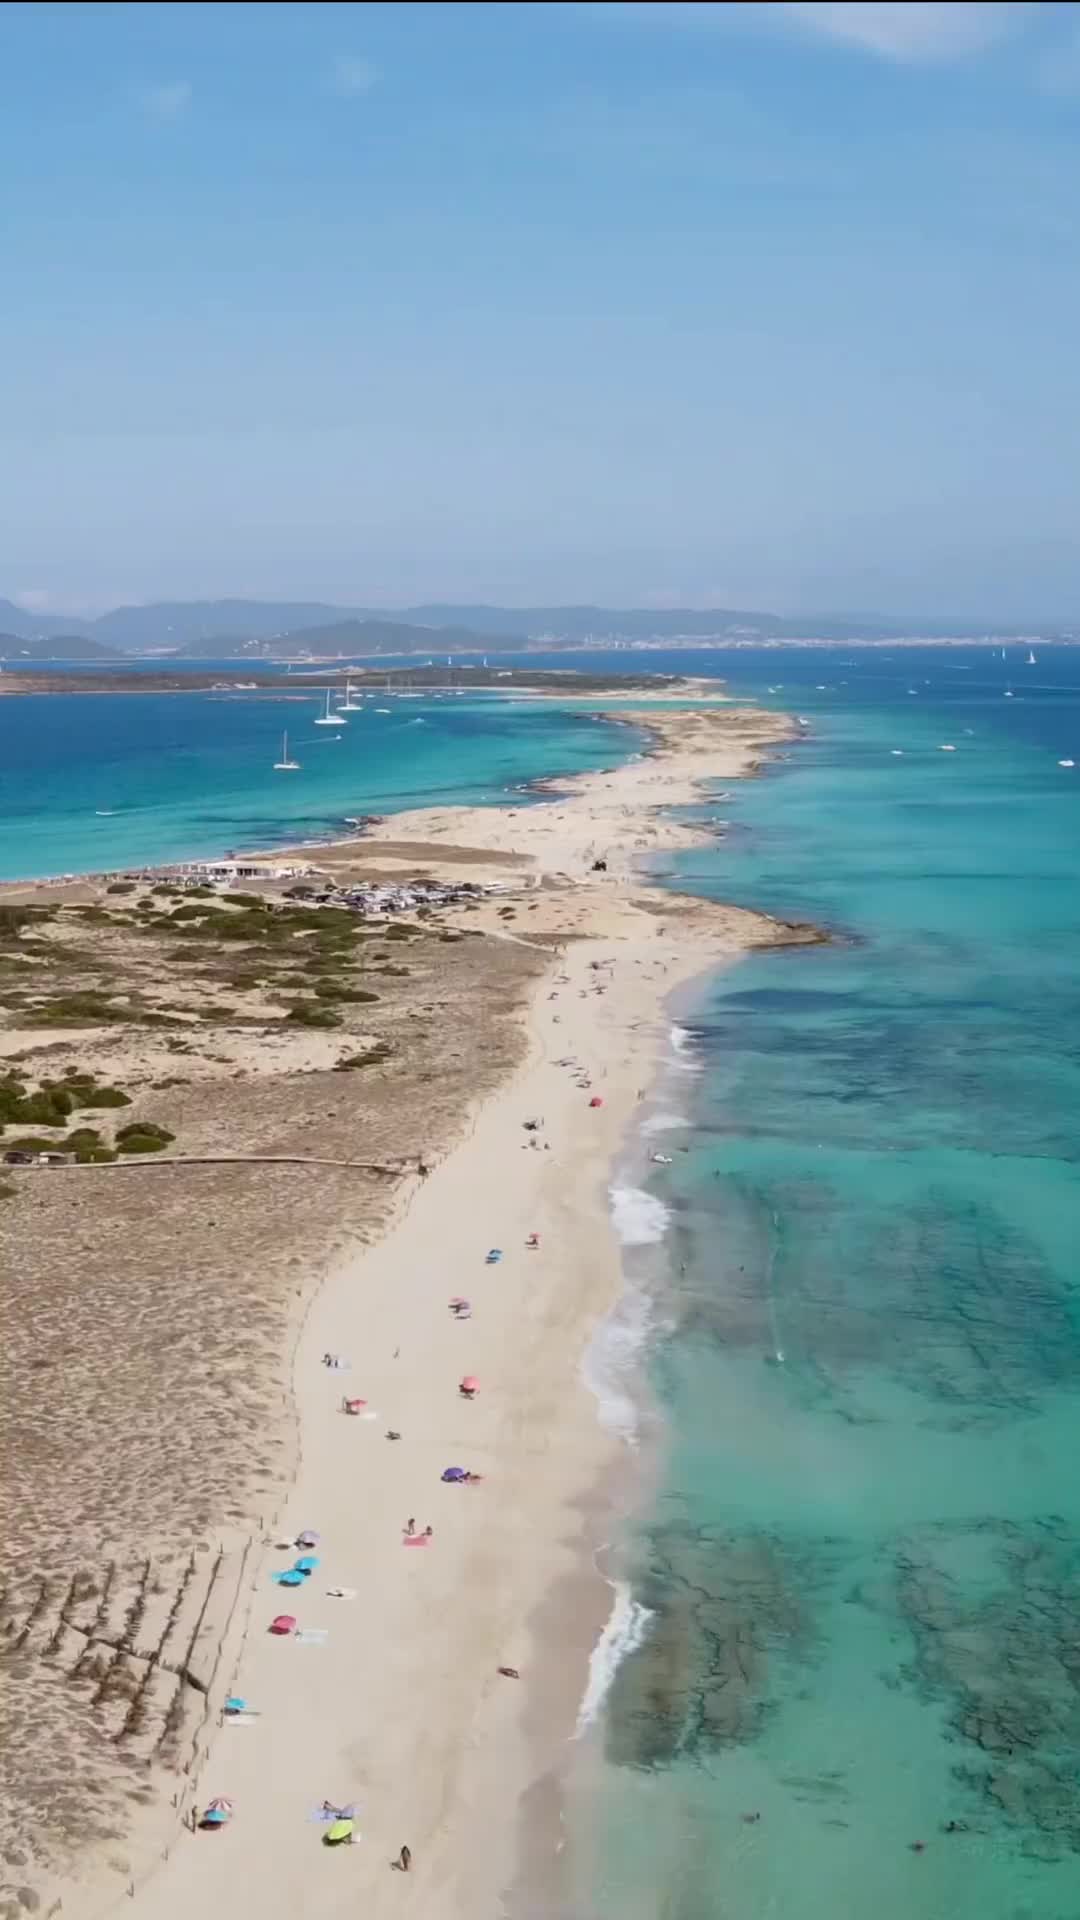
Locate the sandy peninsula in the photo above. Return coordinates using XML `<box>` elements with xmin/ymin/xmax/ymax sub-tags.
<box><xmin>0</xmin><ymin>700</ymin><xmax>818</xmax><ymax>1920</ymax></box>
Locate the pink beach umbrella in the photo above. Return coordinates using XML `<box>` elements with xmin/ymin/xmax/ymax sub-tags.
<box><xmin>270</xmin><ymin>1613</ymin><xmax>297</xmax><ymax>1636</ymax></box>
<box><xmin>459</xmin><ymin>1376</ymin><xmax>479</xmax><ymax>1399</ymax></box>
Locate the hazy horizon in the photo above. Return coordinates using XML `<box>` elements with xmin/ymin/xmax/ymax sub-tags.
<box><xmin>3</xmin><ymin>1</ymin><xmax>1079</xmax><ymax>619</ymax></box>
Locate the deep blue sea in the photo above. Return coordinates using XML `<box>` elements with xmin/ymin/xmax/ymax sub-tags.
<box><xmin>7</xmin><ymin>646</ymin><xmax>1080</xmax><ymax>1916</ymax></box>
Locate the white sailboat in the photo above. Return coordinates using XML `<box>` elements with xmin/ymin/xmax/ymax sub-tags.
<box><xmin>314</xmin><ymin>689</ymin><xmax>345</xmax><ymax>727</ymax></box>
<box><xmin>273</xmin><ymin>730</ymin><xmax>300</xmax><ymax>771</ymax></box>
<box><xmin>337</xmin><ymin>680</ymin><xmax>361</xmax><ymax>711</ymax></box>
<box><xmin>1027</xmin><ymin>649</ymin><xmax>1037</xmax><ymax>665</ymax></box>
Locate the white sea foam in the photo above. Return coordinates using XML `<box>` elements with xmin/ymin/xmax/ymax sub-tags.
<box><xmin>669</xmin><ymin>1023</ymin><xmax>703</xmax><ymax>1073</ymax></box>
<box><xmin>581</xmin><ymin>1268</ymin><xmax>654</xmax><ymax>1440</ymax></box>
<box><xmin>609</xmin><ymin>1184</ymin><xmax>671</xmax><ymax>1247</ymax></box>
<box><xmin>640</xmin><ymin>1109</ymin><xmax>688</xmax><ymax>1136</ymax></box>
<box><xmin>574</xmin><ymin>1578</ymin><xmax>654</xmax><ymax>1737</ymax></box>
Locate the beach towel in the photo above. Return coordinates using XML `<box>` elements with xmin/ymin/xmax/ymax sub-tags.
<box><xmin>402</xmin><ymin>1536</ymin><xmax>430</xmax><ymax>1548</ymax></box>
<box><xmin>294</xmin><ymin>1627</ymin><xmax>329</xmax><ymax>1644</ymax></box>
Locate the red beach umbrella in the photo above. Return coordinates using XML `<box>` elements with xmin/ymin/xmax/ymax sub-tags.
<box><xmin>589</xmin><ymin>1096</ymin><xmax>603</xmax><ymax>1108</ymax></box>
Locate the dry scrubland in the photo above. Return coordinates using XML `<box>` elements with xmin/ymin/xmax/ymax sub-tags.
<box><xmin>0</xmin><ymin>878</ymin><xmax>547</xmax><ymax>1914</ymax></box>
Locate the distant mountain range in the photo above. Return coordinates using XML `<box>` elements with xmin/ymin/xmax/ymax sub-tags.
<box><xmin>0</xmin><ymin>629</ymin><xmax>122</xmax><ymax>662</ymax></box>
<box><xmin>0</xmin><ymin>594</ymin><xmax>1070</xmax><ymax>658</ymax></box>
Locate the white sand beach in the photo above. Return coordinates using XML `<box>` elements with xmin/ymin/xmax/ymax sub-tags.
<box><xmin>37</xmin><ymin>702</ymin><xmax>813</xmax><ymax>1920</ymax></box>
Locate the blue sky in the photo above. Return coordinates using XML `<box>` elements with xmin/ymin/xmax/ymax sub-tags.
<box><xmin>2</xmin><ymin>0</ymin><xmax>1079</xmax><ymax>617</ymax></box>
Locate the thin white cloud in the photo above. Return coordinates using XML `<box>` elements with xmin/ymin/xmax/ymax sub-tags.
<box><xmin>590</xmin><ymin>2</ymin><xmax>1033</xmax><ymax>62</ymax></box>
<box><xmin>331</xmin><ymin>55</ymin><xmax>380</xmax><ymax>97</ymax></box>
<box><xmin>139</xmin><ymin>81</ymin><xmax>192</xmax><ymax>119</ymax></box>
<box><xmin>775</xmin><ymin>2</ymin><xmax>1028</xmax><ymax>61</ymax></box>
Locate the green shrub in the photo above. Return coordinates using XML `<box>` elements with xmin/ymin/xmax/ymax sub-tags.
<box><xmin>384</xmin><ymin>924</ymin><xmax>413</xmax><ymax>942</ymax></box>
<box><xmin>213</xmin><ymin>914</ymin><xmax>272</xmax><ymax>941</ymax></box>
<box><xmin>285</xmin><ymin>1002</ymin><xmax>342</xmax><ymax>1029</ymax></box>
<box><xmin>170</xmin><ymin>902</ymin><xmax>221</xmax><ymax>922</ymax></box>
<box><xmin>27</xmin><ymin>992</ymin><xmax>138</xmax><ymax>1025</ymax></box>
<box><xmin>73</xmin><ymin>1085</ymin><xmax>131</xmax><ymax>1110</ymax></box>
<box><xmin>222</xmin><ymin>892</ymin><xmax>265</xmax><ymax>908</ymax></box>
<box><xmin>115</xmin><ymin>1120</ymin><xmax>175</xmax><ymax>1154</ymax></box>
<box><xmin>106</xmin><ymin>881</ymin><xmax>136</xmax><ymax>894</ymax></box>
<box><xmin>333</xmin><ymin>1043</ymin><xmax>394</xmax><ymax>1070</ymax></box>
<box><xmin>3</xmin><ymin>1087</ymin><xmax>74</xmax><ymax>1125</ymax></box>
<box><xmin>0</xmin><ymin>1180</ymin><xmax>15</xmax><ymax>1199</ymax></box>
<box><xmin>0</xmin><ymin>905</ymin><xmax>51</xmax><ymax>937</ymax></box>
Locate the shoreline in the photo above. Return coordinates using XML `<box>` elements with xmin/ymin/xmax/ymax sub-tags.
<box><xmin>9</xmin><ymin>700</ymin><xmax>820</xmax><ymax>1920</ymax></box>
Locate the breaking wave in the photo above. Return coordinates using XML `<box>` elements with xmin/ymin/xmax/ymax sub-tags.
<box><xmin>574</xmin><ymin>1578</ymin><xmax>654</xmax><ymax>1737</ymax></box>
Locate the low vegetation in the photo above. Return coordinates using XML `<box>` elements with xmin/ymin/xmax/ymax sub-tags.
<box><xmin>0</xmin><ymin>1071</ymin><xmax>131</xmax><ymax>1128</ymax></box>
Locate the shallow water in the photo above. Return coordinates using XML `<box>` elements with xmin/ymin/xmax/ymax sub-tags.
<box><xmin>562</xmin><ymin>647</ymin><xmax>1080</xmax><ymax>1920</ymax></box>
<box><xmin>0</xmin><ymin>686</ymin><xmax>631</xmax><ymax>880</ymax></box>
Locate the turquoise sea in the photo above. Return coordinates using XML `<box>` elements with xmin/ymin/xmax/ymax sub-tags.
<box><xmin>0</xmin><ymin>680</ymin><xmax>629</xmax><ymax>880</ymax></box>
<box><xmin>558</xmin><ymin>647</ymin><xmax>1080</xmax><ymax>1920</ymax></box>
<box><xmin>8</xmin><ymin>647</ymin><xmax>1080</xmax><ymax>1916</ymax></box>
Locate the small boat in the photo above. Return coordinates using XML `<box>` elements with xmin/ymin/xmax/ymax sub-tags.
<box><xmin>374</xmin><ymin>707</ymin><xmax>391</xmax><ymax>714</ymax></box>
<box><xmin>273</xmin><ymin>730</ymin><xmax>300</xmax><ymax>770</ymax></box>
<box><xmin>1004</xmin><ymin>689</ymin><xmax>1014</xmax><ymax>698</ymax></box>
<box><xmin>314</xmin><ymin>690</ymin><xmax>345</xmax><ymax>727</ymax></box>
<box><xmin>337</xmin><ymin>681</ymin><xmax>361</xmax><ymax>711</ymax></box>
<box><xmin>939</xmin><ymin>744</ymin><xmax>956</xmax><ymax>752</ymax></box>
<box><xmin>1028</xmin><ymin>650</ymin><xmax>1037</xmax><ymax>664</ymax></box>
<box><xmin>1059</xmin><ymin>759</ymin><xmax>1075</xmax><ymax>769</ymax></box>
